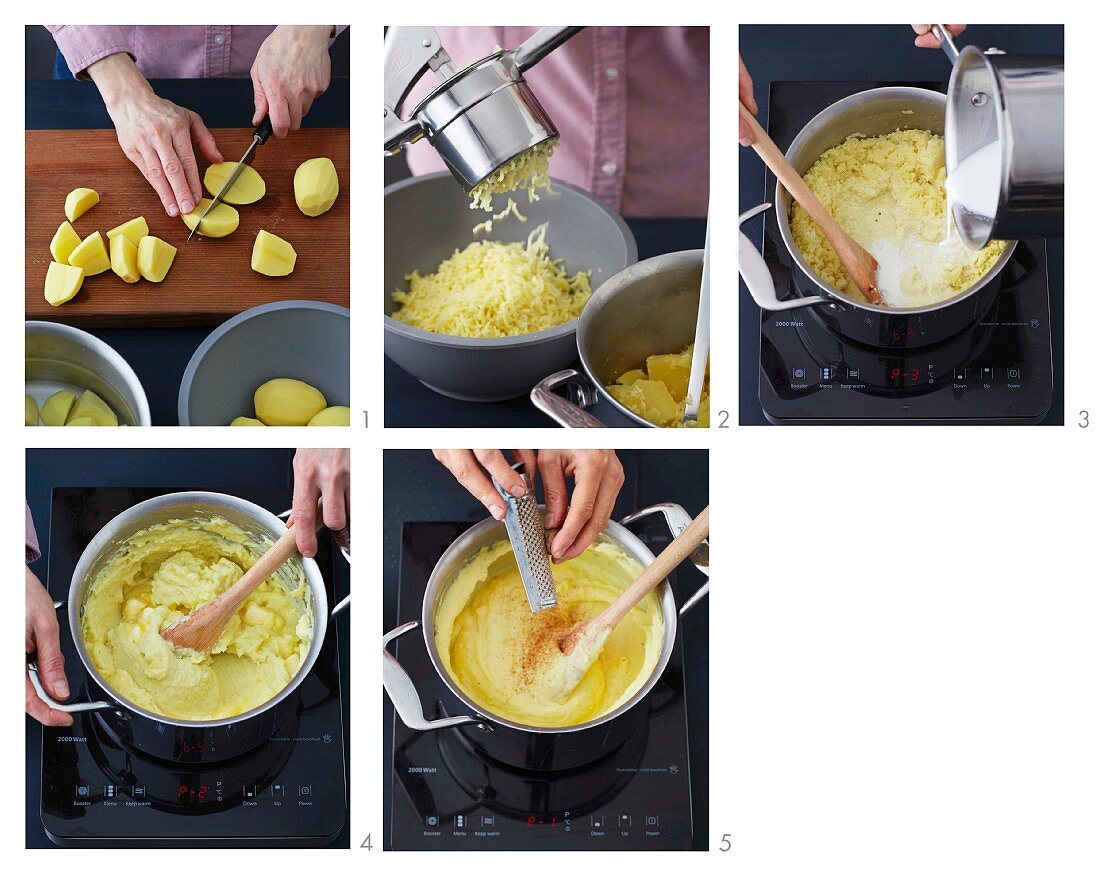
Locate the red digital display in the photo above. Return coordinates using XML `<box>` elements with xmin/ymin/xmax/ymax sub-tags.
<box><xmin>890</xmin><ymin>367</ymin><xmax>922</xmax><ymax>383</ymax></box>
<box><xmin>527</xmin><ymin>815</ymin><xmax>562</xmax><ymax>827</ymax></box>
<box><xmin>178</xmin><ymin>784</ymin><xmax>210</xmax><ymax>802</ymax></box>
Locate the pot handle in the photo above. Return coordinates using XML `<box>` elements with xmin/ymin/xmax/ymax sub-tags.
<box><xmin>531</xmin><ymin>369</ymin><xmax>607</xmax><ymax>428</ymax></box>
<box><xmin>739</xmin><ymin>203</ymin><xmax>833</xmax><ymax>312</ymax></box>
<box><xmin>620</xmin><ymin>503</ymin><xmax>710</xmax><ymax>617</ymax></box>
<box><xmin>383</xmin><ymin>621</ymin><xmax>489</xmax><ymax>732</ymax></box>
<box><xmin>26</xmin><ymin>661</ymin><xmax>114</xmax><ymax>715</ymax></box>
<box><xmin>279</xmin><ymin>509</ymin><xmax>351</xmax><ymax>616</ymax></box>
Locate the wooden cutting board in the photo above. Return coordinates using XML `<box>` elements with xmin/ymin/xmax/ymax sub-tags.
<box><xmin>25</xmin><ymin>127</ymin><xmax>349</xmax><ymax>327</ymax></box>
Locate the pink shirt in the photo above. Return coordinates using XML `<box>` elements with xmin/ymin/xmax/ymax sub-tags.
<box><xmin>26</xmin><ymin>504</ymin><xmax>40</xmax><ymax>565</ymax></box>
<box><xmin>402</xmin><ymin>27</ymin><xmax>709</xmax><ymax>218</ymax></box>
<box><xmin>47</xmin><ymin>25</ymin><xmax>343</xmax><ymax>80</ymax></box>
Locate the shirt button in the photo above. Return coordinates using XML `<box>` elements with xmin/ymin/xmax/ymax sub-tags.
<box><xmin>601</xmin><ymin>161</ymin><xmax>617</xmax><ymax>176</ymax></box>
<box><xmin>604</xmin><ymin>67</ymin><xmax>619</xmax><ymax>81</ymax></box>
<box><xmin>213</xmin><ymin>33</ymin><xmax>225</xmax><ymax>45</ymax></box>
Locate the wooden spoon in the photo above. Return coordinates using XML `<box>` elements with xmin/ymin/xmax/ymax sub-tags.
<box><xmin>160</xmin><ymin>524</ymin><xmax>300</xmax><ymax>653</ymax></box>
<box><xmin>738</xmin><ymin>101</ymin><xmax>886</xmax><ymax>306</ymax></box>
<box><xmin>554</xmin><ymin>506</ymin><xmax>709</xmax><ymax>696</ymax></box>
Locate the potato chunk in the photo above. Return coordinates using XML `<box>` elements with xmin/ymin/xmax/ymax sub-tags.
<box><xmin>181</xmin><ymin>199</ymin><xmax>239</xmax><ymax>238</ymax></box>
<box><xmin>41</xmin><ymin>390</ymin><xmax>76</xmax><ymax>426</ymax></box>
<box><xmin>65</xmin><ymin>416</ymin><xmax>96</xmax><ymax>426</ymax></box>
<box><xmin>68</xmin><ymin>231</ymin><xmax>110</xmax><ymax>276</ymax></box>
<box><xmin>294</xmin><ymin>157</ymin><xmax>339</xmax><ymax>217</ymax></box>
<box><xmin>50</xmin><ymin>221</ymin><xmax>82</xmax><ymax>264</ymax></box>
<box><xmin>65</xmin><ymin>187</ymin><xmax>99</xmax><ymax>222</ymax></box>
<box><xmin>230</xmin><ymin>416</ymin><xmax>265</xmax><ymax>426</ymax></box>
<box><xmin>251</xmin><ymin>229</ymin><xmax>297</xmax><ymax>276</ymax></box>
<box><xmin>646</xmin><ymin>351</ymin><xmax>691</xmax><ymax>402</ymax></box>
<box><xmin>137</xmin><ymin>236</ymin><xmax>177</xmax><ymax>282</ymax></box>
<box><xmin>203</xmin><ymin>162</ymin><xmax>266</xmax><ymax>204</ymax></box>
<box><xmin>110</xmin><ymin>234</ymin><xmax>140</xmax><ymax>283</ymax></box>
<box><xmin>616</xmin><ymin>369</ymin><xmax>647</xmax><ymax>386</ymax></box>
<box><xmin>106</xmin><ymin>216</ymin><xmax>149</xmax><ymax>248</ymax></box>
<box><xmin>254</xmin><ymin>379</ymin><xmax>327</xmax><ymax>426</ymax></box>
<box><xmin>607</xmin><ymin>379</ymin><xmax>681</xmax><ymax>427</ymax></box>
<box><xmin>44</xmin><ymin>261</ymin><xmax>84</xmax><ymax>306</ymax></box>
<box><xmin>25</xmin><ymin>395</ymin><xmax>39</xmax><ymax>426</ymax></box>
<box><xmin>308</xmin><ymin>406</ymin><xmax>351</xmax><ymax>426</ymax></box>
<box><xmin>67</xmin><ymin>389</ymin><xmax>118</xmax><ymax>427</ymax></box>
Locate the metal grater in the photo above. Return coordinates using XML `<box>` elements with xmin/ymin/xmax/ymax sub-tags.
<box><xmin>492</xmin><ymin>462</ymin><xmax>558</xmax><ymax>612</ymax></box>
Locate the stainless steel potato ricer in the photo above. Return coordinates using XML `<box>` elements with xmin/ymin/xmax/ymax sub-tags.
<box><xmin>383</xmin><ymin>26</ymin><xmax>583</xmax><ymax>192</ymax></box>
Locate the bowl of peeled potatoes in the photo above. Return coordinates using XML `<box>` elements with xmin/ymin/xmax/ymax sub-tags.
<box><xmin>384</xmin><ymin>172</ymin><xmax>637</xmax><ymax>402</ymax></box>
<box><xmin>178</xmin><ymin>300</ymin><xmax>350</xmax><ymax>426</ymax></box>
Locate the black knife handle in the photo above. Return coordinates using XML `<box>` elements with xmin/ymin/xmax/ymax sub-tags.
<box><xmin>254</xmin><ymin>116</ymin><xmax>273</xmax><ymax>144</ymax></box>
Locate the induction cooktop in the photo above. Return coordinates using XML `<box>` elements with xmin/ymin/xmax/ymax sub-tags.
<box><xmin>752</xmin><ymin>80</ymin><xmax>1055</xmax><ymax>424</ymax></box>
<box><xmin>38</xmin><ymin>488</ymin><xmax>348</xmax><ymax>847</ymax></box>
<box><xmin>386</xmin><ymin>521</ymin><xmax>697</xmax><ymax>850</ymax></box>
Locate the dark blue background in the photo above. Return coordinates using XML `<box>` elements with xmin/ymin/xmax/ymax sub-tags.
<box><xmin>738</xmin><ymin>24</ymin><xmax>1065</xmax><ymax>425</ymax></box>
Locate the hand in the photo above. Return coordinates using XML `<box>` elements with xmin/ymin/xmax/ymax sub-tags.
<box><xmin>26</xmin><ymin>567</ymin><xmax>72</xmax><ymax>727</ymax></box>
<box><xmin>88</xmin><ymin>53</ymin><xmax>222</xmax><ymax>217</ymax></box>
<box><xmin>739</xmin><ymin>55</ymin><xmax>758</xmax><ymax>147</ymax></box>
<box><xmin>432</xmin><ymin>449</ymin><xmax>625</xmax><ymax>562</ymax></box>
<box><xmin>291</xmin><ymin>448</ymin><xmax>350</xmax><ymax>558</ymax></box>
<box><xmin>911</xmin><ymin>25</ymin><xmax>967</xmax><ymax>49</ymax></box>
<box><xmin>251</xmin><ymin>26</ymin><xmax>333</xmax><ymax>138</ymax></box>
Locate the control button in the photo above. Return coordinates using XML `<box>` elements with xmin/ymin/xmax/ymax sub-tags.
<box><xmin>243</xmin><ymin>785</ymin><xmax>257</xmax><ymax>799</ymax></box>
<box><xmin>425</xmin><ymin>814</ymin><xmax>439</xmax><ymax>827</ymax></box>
<box><xmin>820</xmin><ymin>367</ymin><xmax>834</xmax><ymax>381</ymax></box>
<box><xmin>791</xmin><ymin>367</ymin><xmax>807</xmax><ymax>381</ymax></box>
<box><xmin>954</xmin><ymin>367</ymin><xmax>967</xmax><ymax>381</ymax></box>
<box><xmin>75</xmin><ymin>784</ymin><xmax>90</xmax><ymax>797</ymax></box>
<box><xmin>104</xmin><ymin>784</ymin><xmax>116</xmax><ymax>798</ymax></box>
<box><xmin>618</xmin><ymin>814</ymin><xmax>632</xmax><ymax>828</ymax></box>
<box><xmin>132</xmin><ymin>785</ymin><xmax>145</xmax><ymax>798</ymax></box>
<box><xmin>846</xmin><ymin>367</ymin><xmax>860</xmax><ymax>380</ymax></box>
<box><xmin>298</xmin><ymin>785</ymin><xmax>312</xmax><ymax>797</ymax></box>
<box><xmin>981</xmin><ymin>366</ymin><xmax>994</xmax><ymax>382</ymax></box>
<box><xmin>271</xmin><ymin>783</ymin><xmax>285</xmax><ymax>797</ymax></box>
<box><xmin>454</xmin><ymin>814</ymin><xmax>467</xmax><ymax>828</ymax></box>
<box><xmin>481</xmin><ymin>815</ymin><xmax>495</xmax><ymax>827</ymax></box>
<box><xmin>592</xmin><ymin>814</ymin><xmax>605</xmax><ymax>828</ymax></box>
<box><xmin>1007</xmin><ymin>366</ymin><xmax>1022</xmax><ymax>381</ymax></box>
<box><xmin>645</xmin><ymin>815</ymin><xmax>660</xmax><ymax>828</ymax></box>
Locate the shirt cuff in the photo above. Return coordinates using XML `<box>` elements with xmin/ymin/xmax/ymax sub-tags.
<box><xmin>46</xmin><ymin>25</ymin><xmax>135</xmax><ymax>80</ymax></box>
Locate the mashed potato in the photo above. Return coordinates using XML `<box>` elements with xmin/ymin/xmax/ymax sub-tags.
<box><xmin>790</xmin><ymin>129</ymin><xmax>1007</xmax><ymax>307</ymax></box>
<box><xmin>81</xmin><ymin>517</ymin><xmax>312</xmax><ymax>721</ymax></box>
<box><xmin>433</xmin><ymin>539</ymin><xmax>664</xmax><ymax>728</ymax></box>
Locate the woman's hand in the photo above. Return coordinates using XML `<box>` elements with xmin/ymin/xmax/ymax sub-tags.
<box><xmin>432</xmin><ymin>449</ymin><xmax>625</xmax><ymax>562</ymax></box>
<box><xmin>251</xmin><ymin>26</ymin><xmax>332</xmax><ymax>138</ymax></box>
<box><xmin>291</xmin><ymin>448</ymin><xmax>350</xmax><ymax>558</ymax></box>
<box><xmin>739</xmin><ymin>55</ymin><xmax>758</xmax><ymax>147</ymax></box>
<box><xmin>88</xmin><ymin>53</ymin><xmax>222</xmax><ymax>218</ymax></box>
<box><xmin>911</xmin><ymin>25</ymin><xmax>967</xmax><ymax>49</ymax></box>
<box><xmin>26</xmin><ymin>567</ymin><xmax>72</xmax><ymax>727</ymax></box>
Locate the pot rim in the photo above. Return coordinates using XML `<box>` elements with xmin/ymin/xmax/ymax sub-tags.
<box><xmin>67</xmin><ymin>490</ymin><xmax>329</xmax><ymax>729</ymax></box>
<box><xmin>576</xmin><ymin>249</ymin><xmax>706</xmax><ymax>428</ymax></box>
<box><xmin>382</xmin><ymin>171</ymin><xmax>637</xmax><ymax>350</ymax></box>
<box><xmin>420</xmin><ymin>514</ymin><xmax>677</xmax><ymax>733</ymax></box>
<box><xmin>774</xmin><ymin>86</ymin><xmax>1017</xmax><ymax>315</ymax></box>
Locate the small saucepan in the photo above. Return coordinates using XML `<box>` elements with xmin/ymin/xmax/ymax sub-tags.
<box><xmin>383</xmin><ymin>503</ymin><xmax>709</xmax><ymax>772</ymax></box>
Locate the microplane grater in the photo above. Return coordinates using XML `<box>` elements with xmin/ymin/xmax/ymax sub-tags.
<box><xmin>492</xmin><ymin>462</ymin><xmax>557</xmax><ymax>612</ymax></box>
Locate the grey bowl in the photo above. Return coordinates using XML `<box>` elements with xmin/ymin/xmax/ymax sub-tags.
<box><xmin>25</xmin><ymin>321</ymin><xmax>151</xmax><ymax>426</ymax></box>
<box><xmin>384</xmin><ymin>171</ymin><xmax>637</xmax><ymax>402</ymax></box>
<box><xmin>179</xmin><ymin>300</ymin><xmax>350</xmax><ymax>426</ymax></box>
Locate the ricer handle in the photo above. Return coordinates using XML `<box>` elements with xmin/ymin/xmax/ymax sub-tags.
<box><xmin>383</xmin><ymin>26</ymin><xmax>449</xmax><ymax>153</ymax></box>
<box><xmin>513</xmin><ymin>26</ymin><xmax>584</xmax><ymax>72</ymax></box>
<box><xmin>932</xmin><ymin>25</ymin><xmax>961</xmax><ymax>65</ymax></box>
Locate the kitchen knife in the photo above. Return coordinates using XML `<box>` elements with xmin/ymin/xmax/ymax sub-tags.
<box><xmin>187</xmin><ymin>115</ymin><xmax>273</xmax><ymax>241</ymax></box>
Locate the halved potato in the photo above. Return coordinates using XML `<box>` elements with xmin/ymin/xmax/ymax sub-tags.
<box><xmin>181</xmin><ymin>199</ymin><xmax>240</xmax><ymax>238</ymax></box>
<box><xmin>230</xmin><ymin>416</ymin><xmax>266</xmax><ymax>426</ymax></box>
<box><xmin>204</xmin><ymin>163</ymin><xmax>266</xmax><ymax>205</ymax></box>
<box><xmin>41</xmin><ymin>390</ymin><xmax>76</xmax><ymax>426</ymax></box>
<box><xmin>308</xmin><ymin>406</ymin><xmax>351</xmax><ymax>426</ymax></box>
<box><xmin>294</xmin><ymin>157</ymin><xmax>339</xmax><ymax>217</ymax></box>
<box><xmin>110</xmin><ymin>234</ymin><xmax>140</xmax><ymax>283</ymax></box>
<box><xmin>25</xmin><ymin>395</ymin><xmax>39</xmax><ymax>426</ymax></box>
<box><xmin>67</xmin><ymin>389</ymin><xmax>118</xmax><ymax>427</ymax></box>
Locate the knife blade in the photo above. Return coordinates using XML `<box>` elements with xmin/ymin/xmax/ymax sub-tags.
<box><xmin>187</xmin><ymin>115</ymin><xmax>273</xmax><ymax>241</ymax></box>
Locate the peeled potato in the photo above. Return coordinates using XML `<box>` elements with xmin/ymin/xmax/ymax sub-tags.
<box><xmin>44</xmin><ymin>261</ymin><xmax>84</xmax><ymax>306</ymax></box>
<box><xmin>181</xmin><ymin>199</ymin><xmax>240</xmax><ymax>238</ymax></box>
<box><xmin>50</xmin><ymin>221</ymin><xmax>82</xmax><ymax>263</ymax></box>
<box><xmin>254</xmin><ymin>379</ymin><xmax>327</xmax><ymax>426</ymax></box>
<box><xmin>41</xmin><ymin>390</ymin><xmax>76</xmax><ymax>426</ymax></box>
<box><xmin>110</xmin><ymin>234</ymin><xmax>140</xmax><ymax>283</ymax></box>
<box><xmin>65</xmin><ymin>416</ymin><xmax>97</xmax><ymax>426</ymax></box>
<box><xmin>106</xmin><ymin>216</ymin><xmax>149</xmax><ymax>248</ymax></box>
<box><xmin>308</xmin><ymin>406</ymin><xmax>351</xmax><ymax>426</ymax></box>
<box><xmin>68</xmin><ymin>231</ymin><xmax>110</xmax><ymax>276</ymax></box>
<box><xmin>204</xmin><ymin>163</ymin><xmax>266</xmax><ymax>205</ymax></box>
<box><xmin>251</xmin><ymin>229</ymin><xmax>297</xmax><ymax>276</ymax></box>
<box><xmin>230</xmin><ymin>416</ymin><xmax>266</xmax><ymax>426</ymax></box>
<box><xmin>137</xmin><ymin>236</ymin><xmax>177</xmax><ymax>282</ymax></box>
<box><xmin>65</xmin><ymin>187</ymin><xmax>99</xmax><ymax>222</ymax></box>
<box><xmin>294</xmin><ymin>157</ymin><xmax>339</xmax><ymax>217</ymax></box>
<box><xmin>25</xmin><ymin>395</ymin><xmax>39</xmax><ymax>426</ymax></box>
<box><xmin>67</xmin><ymin>389</ymin><xmax>118</xmax><ymax>427</ymax></box>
